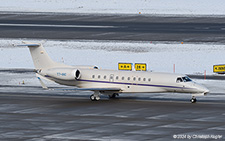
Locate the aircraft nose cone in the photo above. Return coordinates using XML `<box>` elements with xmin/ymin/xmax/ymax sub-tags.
<box><xmin>200</xmin><ymin>85</ymin><xmax>210</xmax><ymax>95</ymax></box>
<box><xmin>204</xmin><ymin>88</ymin><xmax>210</xmax><ymax>95</ymax></box>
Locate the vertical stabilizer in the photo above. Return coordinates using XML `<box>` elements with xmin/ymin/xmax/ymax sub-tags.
<box><xmin>19</xmin><ymin>41</ymin><xmax>68</xmax><ymax>69</ymax></box>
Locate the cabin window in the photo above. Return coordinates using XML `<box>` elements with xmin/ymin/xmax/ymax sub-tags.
<box><xmin>133</xmin><ymin>77</ymin><xmax>136</xmax><ymax>81</ymax></box>
<box><xmin>127</xmin><ymin>77</ymin><xmax>130</xmax><ymax>81</ymax></box>
<box><xmin>143</xmin><ymin>78</ymin><xmax>146</xmax><ymax>81</ymax></box>
<box><xmin>98</xmin><ymin>75</ymin><xmax>101</xmax><ymax>79</ymax></box>
<box><xmin>122</xmin><ymin>76</ymin><xmax>124</xmax><ymax>80</ymax></box>
<box><xmin>138</xmin><ymin>77</ymin><xmax>141</xmax><ymax>81</ymax></box>
<box><xmin>148</xmin><ymin>78</ymin><xmax>151</xmax><ymax>81</ymax></box>
<box><xmin>176</xmin><ymin>77</ymin><xmax>183</xmax><ymax>83</ymax></box>
<box><xmin>116</xmin><ymin>76</ymin><xmax>119</xmax><ymax>80</ymax></box>
<box><xmin>104</xmin><ymin>75</ymin><xmax>107</xmax><ymax>79</ymax></box>
<box><xmin>92</xmin><ymin>75</ymin><xmax>95</xmax><ymax>79</ymax></box>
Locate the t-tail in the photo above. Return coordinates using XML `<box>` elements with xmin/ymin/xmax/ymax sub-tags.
<box><xmin>18</xmin><ymin>41</ymin><xmax>69</xmax><ymax>69</ymax></box>
<box><xmin>17</xmin><ymin>41</ymin><xmax>74</xmax><ymax>89</ymax></box>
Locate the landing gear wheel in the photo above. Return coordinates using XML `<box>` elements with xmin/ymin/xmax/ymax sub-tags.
<box><xmin>90</xmin><ymin>94</ymin><xmax>95</xmax><ymax>101</ymax></box>
<box><xmin>191</xmin><ymin>97</ymin><xmax>197</xmax><ymax>103</ymax></box>
<box><xmin>90</xmin><ymin>94</ymin><xmax>100</xmax><ymax>101</ymax></box>
<box><xmin>95</xmin><ymin>96</ymin><xmax>100</xmax><ymax>101</ymax></box>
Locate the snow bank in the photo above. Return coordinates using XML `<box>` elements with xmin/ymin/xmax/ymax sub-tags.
<box><xmin>1</xmin><ymin>0</ymin><xmax>225</xmax><ymax>16</ymax></box>
<box><xmin>1</xmin><ymin>39</ymin><xmax>225</xmax><ymax>74</ymax></box>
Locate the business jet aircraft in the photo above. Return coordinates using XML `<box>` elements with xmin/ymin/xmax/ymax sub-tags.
<box><xmin>18</xmin><ymin>42</ymin><xmax>209</xmax><ymax>103</ymax></box>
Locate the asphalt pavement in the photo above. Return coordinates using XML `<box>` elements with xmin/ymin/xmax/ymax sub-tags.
<box><xmin>0</xmin><ymin>12</ymin><xmax>225</xmax><ymax>43</ymax></box>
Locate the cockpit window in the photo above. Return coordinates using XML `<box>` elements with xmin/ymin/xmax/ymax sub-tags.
<box><xmin>182</xmin><ymin>76</ymin><xmax>192</xmax><ymax>82</ymax></box>
<box><xmin>176</xmin><ymin>77</ymin><xmax>183</xmax><ymax>83</ymax></box>
<box><xmin>176</xmin><ymin>76</ymin><xmax>192</xmax><ymax>83</ymax></box>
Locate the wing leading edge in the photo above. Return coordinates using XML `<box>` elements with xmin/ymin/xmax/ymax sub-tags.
<box><xmin>55</xmin><ymin>87</ymin><xmax>121</xmax><ymax>92</ymax></box>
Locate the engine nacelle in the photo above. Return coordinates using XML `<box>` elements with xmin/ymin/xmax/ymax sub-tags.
<box><xmin>41</xmin><ymin>68</ymin><xmax>81</xmax><ymax>80</ymax></box>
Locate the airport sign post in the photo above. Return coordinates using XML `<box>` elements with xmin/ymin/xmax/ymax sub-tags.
<box><xmin>213</xmin><ymin>64</ymin><xmax>225</xmax><ymax>74</ymax></box>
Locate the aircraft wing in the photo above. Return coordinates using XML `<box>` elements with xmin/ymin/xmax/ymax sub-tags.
<box><xmin>55</xmin><ymin>87</ymin><xmax>121</xmax><ymax>92</ymax></box>
<box><xmin>36</xmin><ymin>73</ymin><xmax>121</xmax><ymax>92</ymax></box>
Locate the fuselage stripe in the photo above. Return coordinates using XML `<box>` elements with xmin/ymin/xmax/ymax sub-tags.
<box><xmin>77</xmin><ymin>79</ymin><xmax>190</xmax><ymax>89</ymax></box>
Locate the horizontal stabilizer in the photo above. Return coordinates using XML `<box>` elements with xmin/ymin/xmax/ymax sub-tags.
<box><xmin>15</xmin><ymin>41</ymin><xmax>41</xmax><ymax>47</ymax></box>
<box><xmin>17</xmin><ymin>44</ymin><xmax>40</xmax><ymax>47</ymax></box>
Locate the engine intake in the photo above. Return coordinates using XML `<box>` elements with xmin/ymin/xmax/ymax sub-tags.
<box><xmin>75</xmin><ymin>69</ymin><xmax>81</xmax><ymax>79</ymax></box>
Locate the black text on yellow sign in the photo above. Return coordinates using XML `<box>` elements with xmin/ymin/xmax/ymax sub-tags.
<box><xmin>118</xmin><ymin>63</ymin><xmax>132</xmax><ymax>71</ymax></box>
<box><xmin>213</xmin><ymin>65</ymin><xmax>225</xmax><ymax>73</ymax></box>
<box><xmin>135</xmin><ymin>63</ymin><xmax>147</xmax><ymax>71</ymax></box>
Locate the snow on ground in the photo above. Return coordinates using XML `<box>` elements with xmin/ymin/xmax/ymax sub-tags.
<box><xmin>1</xmin><ymin>0</ymin><xmax>225</xmax><ymax>16</ymax></box>
<box><xmin>1</xmin><ymin>38</ymin><xmax>225</xmax><ymax>75</ymax></box>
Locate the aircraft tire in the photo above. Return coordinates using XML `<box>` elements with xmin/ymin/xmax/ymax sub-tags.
<box><xmin>90</xmin><ymin>94</ymin><xmax>100</xmax><ymax>101</ymax></box>
<box><xmin>90</xmin><ymin>94</ymin><xmax>95</xmax><ymax>101</ymax></box>
<box><xmin>191</xmin><ymin>98</ymin><xmax>197</xmax><ymax>103</ymax></box>
<box><xmin>95</xmin><ymin>96</ymin><xmax>100</xmax><ymax>101</ymax></box>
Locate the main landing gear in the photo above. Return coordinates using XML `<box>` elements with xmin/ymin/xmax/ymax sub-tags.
<box><xmin>90</xmin><ymin>94</ymin><xmax>100</xmax><ymax>101</ymax></box>
<box><xmin>191</xmin><ymin>96</ymin><xmax>197</xmax><ymax>103</ymax></box>
<box><xmin>90</xmin><ymin>92</ymin><xmax>119</xmax><ymax>101</ymax></box>
<box><xmin>90</xmin><ymin>91</ymin><xmax>100</xmax><ymax>101</ymax></box>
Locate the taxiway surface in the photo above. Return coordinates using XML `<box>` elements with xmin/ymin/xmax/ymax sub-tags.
<box><xmin>0</xmin><ymin>92</ymin><xmax>225</xmax><ymax>140</ymax></box>
<box><xmin>0</xmin><ymin>12</ymin><xmax>225</xmax><ymax>43</ymax></box>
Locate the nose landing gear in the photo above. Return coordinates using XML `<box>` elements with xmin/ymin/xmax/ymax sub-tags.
<box><xmin>191</xmin><ymin>96</ymin><xmax>197</xmax><ymax>103</ymax></box>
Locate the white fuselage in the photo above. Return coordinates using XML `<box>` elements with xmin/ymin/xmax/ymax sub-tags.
<box><xmin>40</xmin><ymin>67</ymin><xmax>209</xmax><ymax>95</ymax></box>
